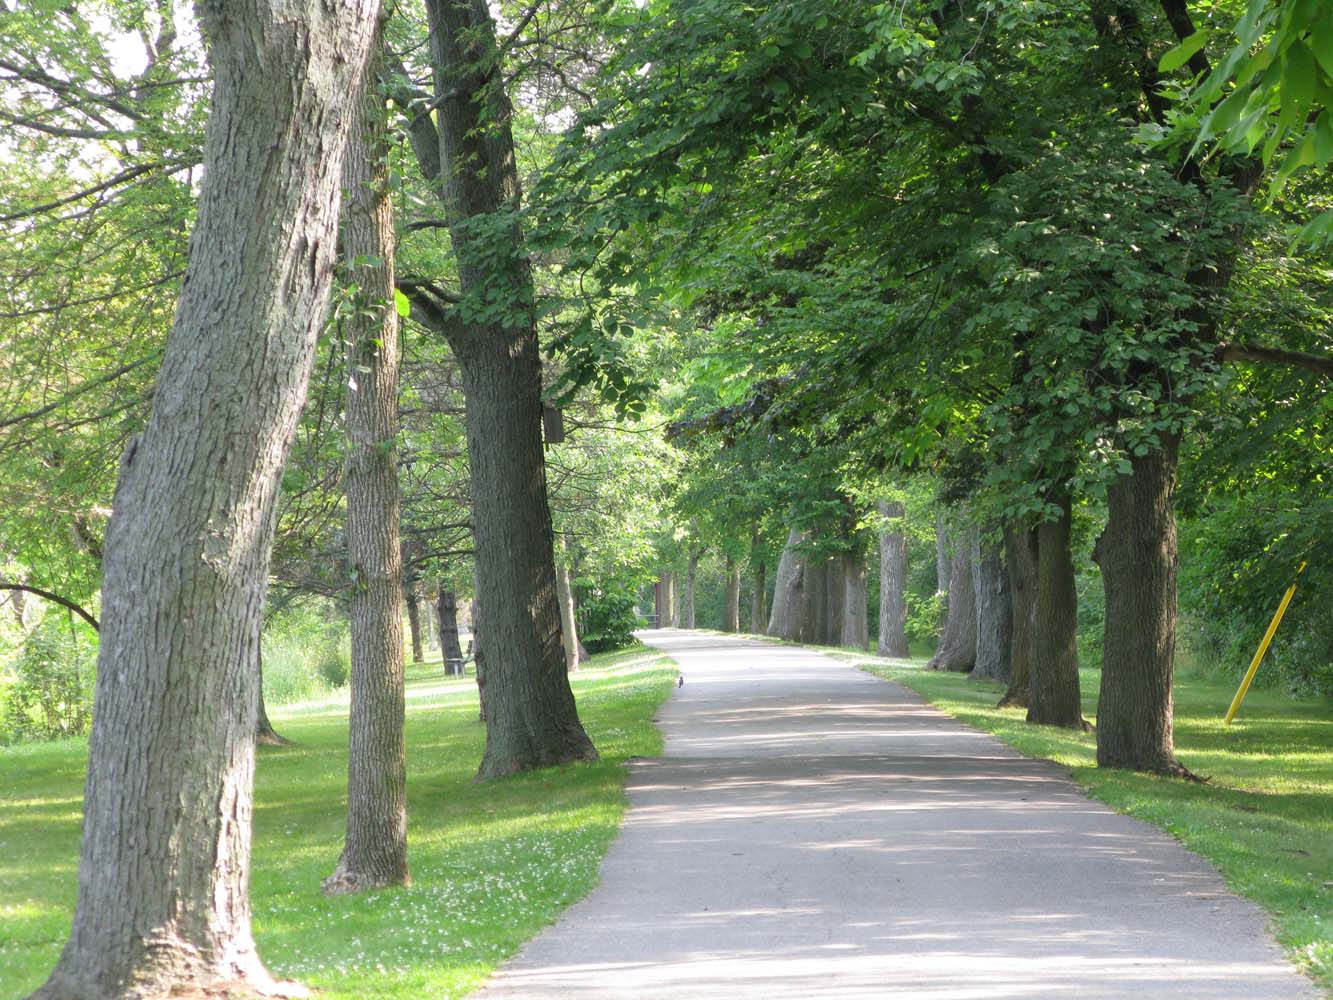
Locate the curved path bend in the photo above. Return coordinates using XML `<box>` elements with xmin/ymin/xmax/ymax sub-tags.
<box><xmin>477</xmin><ymin>630</ymin><xmax>1317</xmax><ymax>1000</ymax></box>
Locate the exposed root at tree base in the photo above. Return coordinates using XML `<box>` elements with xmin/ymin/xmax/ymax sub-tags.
<box><xmin>166</xmin><ymin>978</ymin><xmax>310</xmax><ymax>999</ymax></box>
<box><xmin>1160</xmin><ymin>760</ymin><xmax>1208</xmax><ymax>783</ymax></box>
<box><xmin>321</xmin><ymin>867</ymin><xmax>409</xmax><ymax>896</ymax></box>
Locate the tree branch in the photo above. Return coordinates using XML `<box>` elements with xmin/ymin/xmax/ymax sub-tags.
<box><xmin>1159</xmin><ymin>0</ymin><xmax>1211</xmax><ymax>77</ymax></box>
<box><xmin>0</xmin><ymin>583</ymin><xmax>99</xmax><ymax>631</ymax></box>
<box><xmin>1218</xmin><ymin>343</ymin><xmax>1333</xmax><ymax>379</ymax></box>
<box><xmin>0</xmin><ymin>356</ymin><xmax>158</xmax><ymax>430</ymax></box>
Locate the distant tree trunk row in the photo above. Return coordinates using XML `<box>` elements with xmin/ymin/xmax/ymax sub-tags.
<box><xmin>764</xmin><ymin>534</ymin><xmax>868</xmax><ymax>649</ymax></box>
<box><xmin>927</xmin><ymin>503</ymin><xmax>1085</xmax><ymax>730</ymax></box>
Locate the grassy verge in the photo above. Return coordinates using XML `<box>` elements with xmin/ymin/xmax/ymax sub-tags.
<box><xmin>818</xmin><ymin>646</ymin><xmax>1332</xmax><ymax>993</ymax></box>
<box><xmin>0</xmin><ymin>644</ymin><xmax>676</xmax><ymax>1000</ymax></box>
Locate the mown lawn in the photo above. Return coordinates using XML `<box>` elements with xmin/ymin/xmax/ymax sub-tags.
<box><xmin>825</xmin><ymin>647</ymin><xmax>1333</xmax><ymax>994</ymax></box>
<box><xmin>0</xmin><ymin>645</ymin><xmax>676</xmax><ymax>1000</ymax></box>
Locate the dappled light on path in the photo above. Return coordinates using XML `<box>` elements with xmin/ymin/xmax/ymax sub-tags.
<box><xmin>475</xmin><ymin>630</ymin><xmax>1316</xmax><ymax>999</ymax></box>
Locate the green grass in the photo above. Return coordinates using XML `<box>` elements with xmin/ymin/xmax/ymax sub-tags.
<box><xmin>0</xmin><ymin>644</ymin><xmax>676</xmax><ymax>1000</ymax></box>
<box><xmin>821</xmin><ymin>645</ymin><xmax>1333</xmax><ymax>994</ymax></box>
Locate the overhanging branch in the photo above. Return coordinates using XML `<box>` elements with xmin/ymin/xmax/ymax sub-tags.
<box><xmin>0</xmin><ymin>583</ymin><xmax>99</xmax><ymax>631</ymax></box>
<box><xmin>1218</xmin><ymin>342</ymin><xmax>1333</xmax><ymax>379</ymax></box>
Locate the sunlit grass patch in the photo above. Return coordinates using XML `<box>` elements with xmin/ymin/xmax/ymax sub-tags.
<box><xmin>827</xmin><ymin>646</ymin><xmax>1332</xmax><ymax>993</ymax></box>
<box><xmin>0</xmin><ymin>644</ymin><xmax>676</xmax><ymax>1000</ymax></box>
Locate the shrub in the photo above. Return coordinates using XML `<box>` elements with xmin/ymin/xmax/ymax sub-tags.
<box><xmin>1</xmin><ymin>617</ymin><xmax>96</xmax><ymax>744</ymax></box>
<box><xmin>904</xmin><ymin>591</ymin><xmax>945</xmax><ymax>645</ymax></box>
<box><xmin>578</xmin><ymin>584</ymin><xmax>641</xmax><ymax>653</ymax></box>
<box><xmin>316</xmin><ymin>640</ymin><xmax>351</xmax><ymax>689</ymax></box>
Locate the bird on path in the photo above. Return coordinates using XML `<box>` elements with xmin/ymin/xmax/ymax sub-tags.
<box><xmin>677</xmin><ymin>675</ymin><xmax>684</xmax><ymax>688</ymax></box>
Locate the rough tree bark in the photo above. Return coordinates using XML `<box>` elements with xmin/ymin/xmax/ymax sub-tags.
<box><xmin>999</xmin><ymin>523</ymin><xmax>1037</xmax><ymax>707</ymax></box>
<box><xmin>436</xmin><ymin>586</ymin><xmax>464</xmax><ymax>675</ymax></box>
<box><xmin>422</xmin><ymin>0</ymin><xmax>596</xmax><ymax>778</ymax></box>
<box><xmin>683</xmin><ymin>550</ymin><xmax>698</xmax><ymax>629</ymax></box>
<box><xmin>841</xmin><ymin>551</ymin><xmax>869</xmax><ymax>650</ymax></box>
<box><xmin>723</xmin><ymin>554</ymin><xmax>741</xmax><ymax>632</ymax></box>
<box><xmin>1027</xmin><ymin>497</ymin><xmax>1086</xmax><ymax>728</ymax></box>
<box><xmin>928</xmin><ymin>520</ymin><xmax>977</xmax><ymax>672</ymax></box>
<box><xmin>1094</xmin><ymin>435</ymin><xmax>1188</xmax><ymax>774</ymax></box>
<box><xmin>324</xmin><ymin>45</ymin><xmax>409</xmax><ymax>895</ymax></box>
<box><xmin>767</xmin><ymin>527</ymin><xmax>806</xmax><ymax>640</ymax></box>
<box><xmin>29</xmin><ymin>3</ymin><xmax>381</xmax><ymax>996</ymax></box>
<box><xmin>669</xmin><ymin>572</ymin><xmax>681</xmax><ymax>627</ymax></box>
<box><xmin>877</xmin><ymin>499</ymin><xmax>909</xmax><ymax>657</ymax></box>
<box><xmin>971</xmin><ymin>536</ymin><xmax>1012</xmax><ymax>683</ymax></box>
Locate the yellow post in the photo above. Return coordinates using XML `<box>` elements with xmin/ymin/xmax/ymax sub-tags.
<box><xmin>1224</xmin><ymin>561</ymin><xmax>1307</xmax><ymax>725</ymax></box>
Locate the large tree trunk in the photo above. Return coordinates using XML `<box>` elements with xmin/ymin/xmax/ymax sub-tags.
<box><xmin>30</xmin><ymin>4</ymin><xmax>381</xmax><ymax>997</ymax></box>
<box><xmin>999</xmin><ymin>523</ymin><xmax>1037</xmax><ymax>708</ymax></box>
<box><xmin>683</xmin><ymin>550</ymin><xmax>698</xmax><ymax>629</ymax></box>
<box><xmin>437</xmin><ymin>585</ymin><xmax>464</xmax><ymax>675</ymax></box>
<box><xmin>823</xmin><ymin>557</ymin><xmax>846</xmax><ymax>645</ymax></box>
<box><xmin>554</xmin><ymin>535</ymin><xmax>581</xmax><ymax>672</ymax></box>
<box><xmin>805</xmin><ymin>558</ymin><xmax>829</xmax><ymax>644</ymax></box>
<box><xmin>1094</xmin><ymin>436</ymin><xmax>1187</xmax><ymax>775</ymax></box>
<box><xmin>425</xmin><ymin>0</ymin><xmax>596</xmax><ymax>779</ymax></box>
<box><xmin>935</xmin><ymin>509</ymin><xmax>951</xmax><ymax>594</ymax></box>
<box><xmin>324</xmin><ymin>52</ymin><xmax>409</xmax><ymax>896</ymax></box>
<box><xmin>877</xmin><ymin>499</ymin><xmax>909</xmax><ymax>657</ymax></box>
<box><xmin>767</xmin><ymin>527</ymin><xmax>806</xmax><ymax>640</ymax></box>
<box><xmin>1027</xmin><ymin>497</ymin><xmax>1085</xmax><ymax>728</ymax></box>
<box><xmin>841</xmin><ymin>551</ymin><xmax>869</xmax><ymax>650</ymax></box>
<box><xmin>928</xmin><ymin>520</ymin><xmax>977</xmax><ymax>672</ymax></box>
<box><xmin>750</xmin><ymin>558</ymin><xmax>766</xmax><ymax>633</ymax></box>
<box><xmin>972</xmin><ymin>537</ymin><xmax>1012</xmax><ymax>683</ymax></box>
<box><xmin>723</xmin><ymin>554</ymin><xmax>741</xmax><ymax>632</ymax></box>
<box><xmin>660</xmin><ymin>571</ymin><xmax>677</xmax><ymax>627</ymax></box>
<box><xmin>405</xmin><ymin>584</ymin><xmax>424</xmax><ymax>664</ymax></box>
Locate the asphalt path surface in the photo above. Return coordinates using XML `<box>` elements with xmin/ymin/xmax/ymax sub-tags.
<box><xmin>475</xmin><ymin>630</ymin><xmax>1317</xmax><ymax>999</ymax></box>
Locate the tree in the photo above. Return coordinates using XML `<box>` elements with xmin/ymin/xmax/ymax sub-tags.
<box><xmin>928</xmin><ymin>517</ymin><xmax>976</xmax><ymax>673</ymax></box>
<box><xmin>877</xmin><ymin>499</ymin><xmax>909</xmax><ymax>657</ymax></box>
<box><xmin>30</xmin><ymin>1</ymin><xmax>382</xmax><ymax>996</ymax></box>
<box><xmin>406</xmin><ymin>0</ymin><xmax>597</xmax><ymax>778</ymax></box>
<box><xmin>324</xmin><ymin>34</ymin><xmax>410</xmax><ymax>896</ymax></box>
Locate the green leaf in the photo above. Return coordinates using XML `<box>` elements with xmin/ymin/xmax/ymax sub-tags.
<box><xmin>393</xmin><ymin>288</ymin><xmax>411</xmax><ymax>318</ymax></box>
<box><xmin>1313</xmin><ymin>16</ymin><xmax>1333</xmax><ymax>78</ymax></box>
<box><xmin>1160</xmin><ymin>31</ymin><xmax>1208</xmax><ymax>74</ymax></box>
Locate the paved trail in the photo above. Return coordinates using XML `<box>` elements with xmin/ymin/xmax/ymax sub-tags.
<box><xmin>476</xmin><ymin>631</ymin><xmax>1317</xmax><ymax>999</ymax></box>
